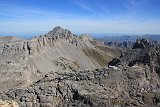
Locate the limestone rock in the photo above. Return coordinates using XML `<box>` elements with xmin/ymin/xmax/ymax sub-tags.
<box><xmin>0</xmin><ymin>100</ymin><xmax>19</xmax><ymax>107</ymax></box>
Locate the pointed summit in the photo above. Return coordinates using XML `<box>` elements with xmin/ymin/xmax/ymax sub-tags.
<box><xmin>54</xmin><ymin>26</ymin><xmax>62</xmax><ymax>29</ymax></box>
<box><xmin>48</xmin><ymin>26</ymin><xmax>64</xmax><ymax>35</ymax></box>
<box><xmin>53</xmin><ymin>26</ymin><xmax>64</xmax><ymax>31</ymax></box>
<box><xmin>46</xmin><ymin>26</ymin><xmax>75</xmax><ymax>40</ymax></box>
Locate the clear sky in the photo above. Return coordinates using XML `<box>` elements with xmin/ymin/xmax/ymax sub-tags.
<box><xmin>0</xmin><ymin>0</ymin><xmax>160</xmax><ymax>36</ymax></box>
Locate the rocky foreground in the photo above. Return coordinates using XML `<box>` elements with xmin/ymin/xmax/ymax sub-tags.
<box><xmin>0</xmin><ymin>65</ymin><xmax>160</xmax><ymax>107</ymax></box>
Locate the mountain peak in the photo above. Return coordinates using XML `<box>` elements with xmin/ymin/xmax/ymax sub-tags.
<box><xmin>79</xmin><ymin>34</ymin><xmax>93</xmax><ymax>41</ymax></box>
<box><xmin>53</xmin><ymin>26</ymin><xmax>63</xmax><ymax>31</ymax></box>
<box><xmin>48</xmin><ymin>26</ymin><xmax>64</xmax><ymax>35</ymax></box>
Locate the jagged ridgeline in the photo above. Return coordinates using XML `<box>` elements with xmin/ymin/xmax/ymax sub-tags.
<box><xmin>0</xmin><ymin>26</ymin><xmax>121</xmax><ymax>92</ymax></box>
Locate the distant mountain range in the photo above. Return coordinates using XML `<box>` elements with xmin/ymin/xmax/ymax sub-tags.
<box><xmin>96</xmin><ymin>34</ymin><xmax>160</xmax><ymax>43</ymax></box>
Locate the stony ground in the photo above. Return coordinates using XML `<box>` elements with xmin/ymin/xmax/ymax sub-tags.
<box><xmin>0</xmin><ymin>65</ymin><xmax>160</xmax><ymax>107</ymax></box>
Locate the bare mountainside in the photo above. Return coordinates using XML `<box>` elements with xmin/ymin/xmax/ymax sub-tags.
<box><xmin>0</xmin><ymin>26</ymin><xmax>121</xmax><ymax>92</ymax></box>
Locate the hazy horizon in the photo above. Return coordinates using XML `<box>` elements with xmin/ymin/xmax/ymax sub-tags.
<box><xmin>1</xmin><ymin>31</ymin><xmax>159</xmax><ymax>39</ymax></box>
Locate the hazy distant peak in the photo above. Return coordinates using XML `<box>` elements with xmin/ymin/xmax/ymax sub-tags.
<box><xmin>0</xmin><ymin>36</ymin><xmax>23</xmax><ymax>42</ymax></box>
<box><xmin>79</xmin><ymin>33</ymin><xmax>93</xmax><ymax>41</ymax></box>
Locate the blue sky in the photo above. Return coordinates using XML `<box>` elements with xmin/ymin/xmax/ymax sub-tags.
<box><xmin>0</xmin><ymin>0</ymin><xmax>160</xmax><ymax>36</ymax></box>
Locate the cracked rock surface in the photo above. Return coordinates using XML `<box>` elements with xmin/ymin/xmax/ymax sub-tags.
<box><xmin>0</xmin><ymin>65</ymin><xmax>160</xmax><ymax>107</ymax></box>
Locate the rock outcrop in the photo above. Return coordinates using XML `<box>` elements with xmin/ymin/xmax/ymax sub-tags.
<box><xmin>133</xmin><ymin>38</ymin><xmax>150</xmax><ymax>49</ymax></box>
<box><xmin>104</xmin><ymin>38</ymin><xmax>158</xmax><ymax>49</ymax></box>
<box><xmin>108</xmin><ymin>38</ymin><xmax>160</xmax><ymax>75</ymax></box>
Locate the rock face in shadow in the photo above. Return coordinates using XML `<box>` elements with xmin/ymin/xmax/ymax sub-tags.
<box><xmin>132</xmin><ymin>38</ymin><xmax>150</xmax><ymax>49</ymax></box>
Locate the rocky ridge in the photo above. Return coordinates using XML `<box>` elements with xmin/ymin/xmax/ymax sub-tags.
<box><xmin>108</xmin><ymin>38</ymin><xmax>160</xmax><ymax>73</ymax></box>
<box><xmin>0</xmin><ymin>26</ymin><xmax>79</xmax><ymax>56</ymax></box>
<box><xmin>104</xmin><ymin>38</ymin><xmax>158</xmax><ymax>49</ymax></box>
<box><xmin>0</xmin><ymin>27</ymin><xmax>121</xmax><ymax>92</ymax></box>
<box><xmin>104</xmin><ymin>41</ymin><xmax>134</xmax><ymax>48</ymax></box>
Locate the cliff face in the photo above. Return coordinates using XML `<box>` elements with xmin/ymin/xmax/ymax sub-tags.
<box><xmin>0</xmin><ymin>27</ymin><xmax>121</xmax><ymax>92</ymax></box>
